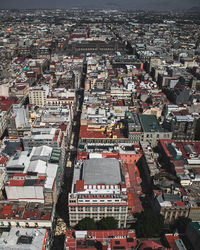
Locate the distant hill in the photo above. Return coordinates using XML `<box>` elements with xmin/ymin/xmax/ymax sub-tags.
<box><xmin>188</xmin><ymin>6</ymin><xmax>200</xmax><ymax>12</ymax></box>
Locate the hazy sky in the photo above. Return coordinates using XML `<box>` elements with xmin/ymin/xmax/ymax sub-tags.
<box><xmin>1</xmin><ymin>0</ymin><xmax>200</xmax><ymax>10</ymax></box>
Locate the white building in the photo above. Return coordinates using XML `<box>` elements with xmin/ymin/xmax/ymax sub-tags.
<box><xmin>69</xmin><ymin>158</ymin><xmax>128</xmax><ymax>228</ymax></box>
<box><xmin>0</xmin><ymin>111</ymin><xmax>7</xmax><ymax>137</ymax></box>
<box><xmin>29</xmin><ymin>85</ymin><xmax>49</xmax><ymax>107</ymax></box>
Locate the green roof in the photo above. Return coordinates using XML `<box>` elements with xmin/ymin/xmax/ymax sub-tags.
<box><xmin>166</xmin><ymin>143</ymin><xmax>184</xmax><ymax>161</ymax></box>
<box><xmin>50</xmin><ymin>157</ymin><xmax>59</xmax><ymax>162</ymax></box>
<box><xmin>163</xmin><ymin>193</ymin><xmax>181</xmax><ymax>202</ymax></box>
<box><xmin>52</xmin><ymin>149</ymin><xmax>61</xmax><ymax>153</ymax></box>
<box><xmin>51</xmin><ymin>152</ymin><xmax>61</xmax><ymax>157</ymax></box>
<box><xmin>139</xmin><ymin>114</ymin><xmax>163</xmax><ymax>132</ymax></box>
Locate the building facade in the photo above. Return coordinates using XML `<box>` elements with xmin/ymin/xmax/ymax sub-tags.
<box><xmin>68</xmin><ymin>158</ymin><xmax>129</xmax><ymax>228</ymax></box>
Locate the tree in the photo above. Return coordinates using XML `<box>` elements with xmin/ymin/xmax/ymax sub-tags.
<box><xmin>170</xmin><ymin>216</ymin><xmax>192</xmax><ymax>234</ymax></box>
<box><xmin>75</xmin><ymin>217</ymin><xmax>97</xmax><ymax>230</ymax></box>
<box><xmin>97</xmin><ymin>217</ymin><xmax>118</xmax><ymax>230</ymax></box>
<box><xmin>134</xmin><ymin>209</ymin><xmax>164</xmax><ymax>238</ymax></box>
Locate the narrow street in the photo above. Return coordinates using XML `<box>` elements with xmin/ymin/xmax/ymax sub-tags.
<box><xmin>51</xmin><ymin>59</ymin><xmax>86</xmax><ymax>250</ymax></box>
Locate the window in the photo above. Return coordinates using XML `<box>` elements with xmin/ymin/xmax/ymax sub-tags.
<box><xmin>85</xmin><ymin>207</ymin><xmax>90</xmax><ymax>212</ymax></box>
<box><xmin>107</xmin><ymin>207</ymin><xmax>112</xmax><ymax>212</ymax></box>
<box><xmin>78</xmin><ymin>207</ymin><xmax>83</xmax><ymax>212</ymax></box>
<box><xmin>92</xmin><ymin>207</ymin><xmax>98</xmax><ymax>212</ymax></box>
<box><xmin>100</xmin><ymin>207</ymin><xmax>104</xmax><ymax>211</ymax></box>
<box><xmin>121</xmin><ymin>207</ymin><xmax>126</xmax><ymax>211</ymax></box>
<box><xmin>114</xmin><ymin>207</ymin><xmax>120</xmax><ymax>212</ymax></box>
<box><xmin>70</xmin><ymin>207</ymin><xmax>76</xmax><ymax>211</ymax></box>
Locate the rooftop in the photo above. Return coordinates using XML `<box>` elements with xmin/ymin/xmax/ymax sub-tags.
<box><xmin>0</xmin><ymin>228</ymin><xmax>47</xmax><ymax>250</ymax></box>
<box><xmin>65</xmin><ymin>229</ymin><xmax>137</xmax><ymax>249</ymax></box>
<box><xmin>82</xmin><ymin>158</ymin><xmax>122</xmax><ymax>185</ymax></box>
<box><xmin>139</xmin><ymin>114</ymin><xmax>163</xmax><ymax>132</ymax></box>
<box><xmin>0</xmin><ymin>202</ymin><xmax>52</xmax><ymax>222</ymax></box>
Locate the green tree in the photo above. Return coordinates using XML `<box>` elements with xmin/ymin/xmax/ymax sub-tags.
<box><xmin>134</xmin><ymin>209</ymin><xmax>164</xmax><ymax>238</ymax></box>
<box><xmin>97</xmin><ymin>217</ymin><xmax>118</xmax><ymax>230</ymax></box>
<box><xmin>171</xmin><ymin>216</ymin><xmax>191</xmax><ymax>234</ymax></box>
<box><xmin>75</xmin><ymin>217</ymin><xmax>97</xmax><ymax>230</ymax></box>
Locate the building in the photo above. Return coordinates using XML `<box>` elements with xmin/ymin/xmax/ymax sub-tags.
<box><xmin>138</xmin><ymin>142</ymin><xmax>160</xmax><ymax>186</ymax></box>
<box><xmin>0</xmin><ymin>202</ymin><xmax>55</xmax><ymax>229</ymax></box>
<box><xmin>139</xmin><ymin>114</ymin><xmax>172</xmax><ymax>147</ymax></box>
<box><xmin>163</xmin><ymin>106</ymin><xmax>198</xmax><ymax>141</ymax></box>
<box><xmin>186</xmin><ymin>222</ymin><xmax>200</xmax><ymax>250</ymax></box>
<box><xmin>7</xmin><ymin>104</ymin><xmax>29</xmax><ymax>138</ymax></box>
<box><xmin>164</xmin><ymin>233</ymin><xmax>187</xmax><ymax>250</ymax></box>
<box><xmin>0</xmin><ymin>228</ymin><xmax>49</xmax><ymax>250</ymax></box>
<box><xmin>67</xmin><ymin>40</ymin><xmax>125</xmax><ymax>54</ymax></box>
<box><xmin>153</xmin><ymin>192</ymin><xmax>189</xmax><ymax>224</ymax></box>
<box><xmin>22</xmin><ymin>127</ymin><xmax>64</xmax><ymax>151</ymax></box>
<box><xmin>5</xmin><ymin>145</ymin><xmax>62</xmax><ymax>204</ymax></box>
<box><xmin>29</xmin><ymin>86</ymin><xmax>49</xmax><ymax>107</ymax></box>
<box><xmin>0</xmin><ymin>145</ymin><xmax>62</xmax><ymax>230</ymax></box>
<box><xmin>64</xmin><ymin>229</ymin><xmax>137</xmax><ymax>250</ymax></box>
<box><xmin>0</xmin><ymin>111</ymin><xmax>7</xmax><ymax>138</ymax></box>
<box><xmin>125</xmin><ymin>111</ymin><xmax>142</xmax><ymax>143</ymax></box>
<box><xmin>158</xmin><ymin>139</ymin><xmax>200</xmax><ymax>181</ymax></box>
<box><xmin>137</xmin><ymin>240</ymin><xmax>164</xmax><ymax>250</ymax></box>
<box><xmin>68</xmin><ymin>158</ymin><xmax>128</xmax><ymax>228</ymax></box>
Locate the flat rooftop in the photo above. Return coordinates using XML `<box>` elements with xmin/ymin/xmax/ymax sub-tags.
<box><xmin>139</xmin><ymin>114</ymin><xmax>163</xmax><ymax>133</ymax></box>
<box><xmin>82</xmin><ymin>158</ymin><xmax>122</xmax><ymax>185</ymax></box>
<box><xmin>0</xmin><ymin>228</ymin><xmax>47</xmax><ymax>250</ymax></box>
<box><xmin>0</xmin><ymin>202</ymin><xmax>52</xmax><ymax>221</ymax></box>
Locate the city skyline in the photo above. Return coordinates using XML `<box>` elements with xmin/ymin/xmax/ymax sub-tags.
<box><xmin>1</xmin><ymin>0</ymin><xmax>200</xmax><ymax>11</ymax></box>
<box><xmin>0</xmin><ymin>6</ymin><xmax>200</xmax><ymax>250</ymax></box>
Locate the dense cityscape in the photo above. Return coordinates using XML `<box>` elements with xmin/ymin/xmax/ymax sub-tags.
<box><xmin>0</xmin><ymin>7</ymin><xmax>200</xmax><ymax>250</ymax></box>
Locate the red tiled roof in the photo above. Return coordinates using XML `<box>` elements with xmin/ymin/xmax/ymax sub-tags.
<box><xmin>75</xmin><ymin>180</ymin><xmax>85</xmax><ymax>192</ymax></box>
<box><xmin>80</xmin><ymin>125</ymin><xmax>125</xmax><ymax>139</ymax></box>
<box><xmin>58</xmin><ymin>124</ymin><xmax>67</xmax><ymax>131</ymax></box>
<box><xmin>123</xmin><ymin>163</ymin><xmax>143</xmax><ymax>213</ymax></box>
<box><xmin>139</xmin><ymin>240</ymin><xmax>163</xmax><ymax>250</ymax></box>
<box><xmin>65</xmin><ymin>229</ymin><xmax>137</xmax><ymax>249</ymax></box>
<box><xmin>0</xmin><ymin>97</ymin><xmax>17</xmax><ymax>112</ymax></box>
<box><xmin>0</xmin><ymin>157</ymin><xmax>7</xmax><ymax>164</ymax></box>
<box><xmin>2</xmin><ymin>205</ymin><xmax>12</xmax><ymax>215</ymax></box>
<box><xmin>176</xmin><ymin>201</ymin><xmax>185</xmax><ymax>207</ymax></box>
<box><xmin>165</xmin><ymin>234</ymin><xmax>181</xmax><ymax>250</ymax></box>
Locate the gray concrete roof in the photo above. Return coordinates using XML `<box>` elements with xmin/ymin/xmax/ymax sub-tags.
<box><xmin>82</xmin><ymin>158</ymin><xmax>122</xmax><ymax>185</ymax></box>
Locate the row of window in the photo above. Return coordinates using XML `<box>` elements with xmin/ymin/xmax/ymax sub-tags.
<box><xmin>70</xmin><ymin>206</ymin><xmax>127</xmax><ymax>212</ymax></box>
<box><xmin>70</xmin><ymin>214</ymin><xmax>126</xmax><ymax>220</ymax></box>
<box><xmin>79</xmin><ymin>199</ymin><xmax>120</xmax><ymax>203</ymax></box>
